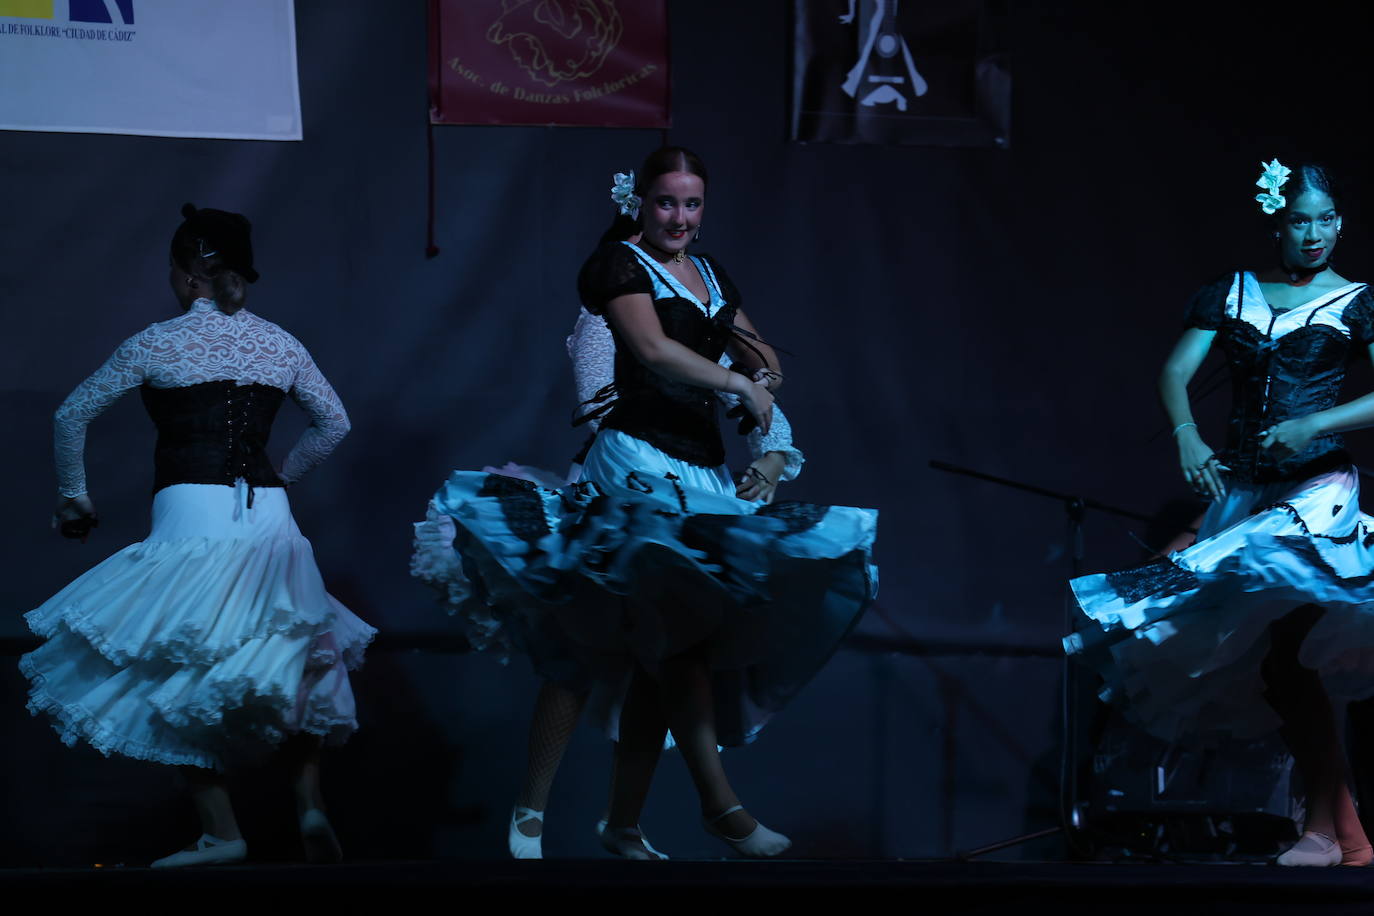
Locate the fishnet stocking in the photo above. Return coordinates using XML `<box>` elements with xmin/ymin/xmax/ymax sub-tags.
<box><xmin>515</xmin><ymin>680</ymin><xmax>587</xmax><ymax>835</ymax></box>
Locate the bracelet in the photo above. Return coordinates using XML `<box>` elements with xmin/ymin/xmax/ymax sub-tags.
<box><xmin>754</xmin><ymin>368</ymin><xmax>784</xmax><ymax>390</ymax></box>
<box><xmin>1172</xmin><ymin>421</ymin><xmax>1198</xmax><ymax>437</ymax></box>
<box><xmin>743</xmin><ymin>466</ymin><xmax>775</xmax><ymax>487</ymax></box>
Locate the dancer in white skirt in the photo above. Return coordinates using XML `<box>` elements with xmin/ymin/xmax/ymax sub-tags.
<box><xmin>23</xmin><ymin>204</ymin><xmax>375</xmax><ymax>868</ymax></box>
<box><xmin>1067</xmin><ymin>162</ymin><xmax>1374</xmax><ymax>867</ymax></box>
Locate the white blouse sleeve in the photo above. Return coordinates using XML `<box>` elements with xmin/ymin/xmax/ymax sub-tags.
<box><xmin>279</xmin><ymin>343</ymin><xmax>350</xmax><ymax>485</ymax></box>
<box><xmin>54</xmin><ymin>332</ymin><xmax>149</xmax><ymax>497</ymax></box>
<box><xmin>715</xmin><ymin>353</ymin><xmax>804</xmax><ymax>481</ymax></box>
<box><xmin>567</xmin><ymin>308</ymin><xmax>616</xmax><ymax>432</ymax></box>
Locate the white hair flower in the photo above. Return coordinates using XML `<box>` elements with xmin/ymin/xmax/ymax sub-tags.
<box><xmin>610</xmin><ymin>170</ymin><xmax>640</xmax><ymax>220</ymax></box>
<box><xmin>1254</xmin><ymin>158</ymin><xmax>1291</xmax><ymax>214</ymax></box>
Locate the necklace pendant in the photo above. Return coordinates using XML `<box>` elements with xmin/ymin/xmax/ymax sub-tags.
<box><xmin>673</xmin><ymin>249</ymin><xmax>686</xmax><ymax>264</ymax></box>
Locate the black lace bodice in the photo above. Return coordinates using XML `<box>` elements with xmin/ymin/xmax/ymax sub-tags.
<box><xmin>141</xmin><ymin>380</ymin><xmax>286</xmax><ymax>494</ymax></box>
<box><xmin>1184</xmin><ymin>271</ymin><xmax>1374</xmax><ymax>483</ymax></box>
<box><xmin>576</xmin><ymin>242</ymin><xmax>742</xmax><ymax>467</ymax></box>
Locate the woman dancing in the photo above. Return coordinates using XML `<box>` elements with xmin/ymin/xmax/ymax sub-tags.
<box><xmin>1068</xmin><ymin>161</ymin><xmax>1374</xmax><ymax>867</ymax></box>
<box><xmin>416</xmin><ymin>146</ymin><xmax>877</xmax><ymax>858</ymax></box>
<box><xmin>496</xmin><ymin>298</ymin><xmax>806</xmax><ymax>860</ymax></box>
<box><xmin>23</xmin><ymin>204</ymin><xmax>375</xmax><ymax>867</ymax></box>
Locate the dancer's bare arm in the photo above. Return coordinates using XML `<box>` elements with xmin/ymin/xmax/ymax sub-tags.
<box><xmin>1160</xmin><ymin>327</ymin><xmax>1229</xmax><ymax>500</ymax></box>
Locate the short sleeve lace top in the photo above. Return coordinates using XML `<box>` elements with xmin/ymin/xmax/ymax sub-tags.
<box><xmin>566</xmin><ymin>307</ymin><xmax>805</xmax><ymax>480</ymax></box>
<box><xmin>576</xmin><ymin>241</ymin><xmax>742</xmax><ymax>468</ymax></box>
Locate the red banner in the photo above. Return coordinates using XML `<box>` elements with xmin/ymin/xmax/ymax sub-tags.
<box><xmin>429</xmin><ymin>0</ymin><xmax>669</xmax><ymax>128</ymax></box>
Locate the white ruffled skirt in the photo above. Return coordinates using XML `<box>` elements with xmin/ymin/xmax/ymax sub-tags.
<box><xmin>22</xmin><ymin>483</ymin><xmax>376</xmax><ymax>770</ymax></box>
<box><xmin>1067</xmin><ymin>466</ymin><xmax>1374</xmax><ymax>742</ymax></box>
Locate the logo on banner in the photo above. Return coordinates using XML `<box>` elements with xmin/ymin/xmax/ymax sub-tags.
<box><xmin>790</xmin><ymin>0</ymin><xmax>1010</xmax><ymax>148</ymax></box>
<box><xmin>70</xmin><ymin>0</ymin><xmax>135</xmax><ymax>24</ymax></box>
<box><xmin>486</xmin><ymin>0</ymin><xmax>622</xmax><ymax>88</ymax></box>
<box><xmin>1</xmin><ymin>0</ymin><xmax>137</xmax><ymax>40</ymax></box>
<box><xmin>839</xmin><ymin>0</ymin><xmax>926</xmax><ymax>112</ymax></box>
<box><xmin>431</xmin><ymin>0</ymin><xmax>668</xmax><ymax>127</ymax></box>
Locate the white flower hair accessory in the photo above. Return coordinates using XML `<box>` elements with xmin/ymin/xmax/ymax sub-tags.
<box><xmin>1255</xmin><ymin>158</ymin><xmax>1292</xmax><ymax>215</ymax></box>
<box><xmin>610</xmin><ymin>170</ymin><xmax>640</xmax><ymax>220</ymax></box>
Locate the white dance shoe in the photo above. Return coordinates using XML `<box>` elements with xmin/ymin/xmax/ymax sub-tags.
<box><xmin>703</xmin><ymin>805</ymin><xmax>791</xmax><ymax>858</ymax></box>
<box><xmin>598</xmin><ymin>820</ymin><xmax>669</xmax><ymax>860</ymax></box>
<box><xmin>509</xmin><ymin>806</ymin><xmax>544</xmax><ymax>859</ymax></box>
<box><xmin>150</xmin><ymin>833</ymin><xmax>247</xmax><ymax>868</ymax></box>
<box><xmin>596</xmin><ymin>818</ymin><xmax>670</xmax><ymax>862</ymax></box>
<box><xmin>300</xmin><ymin>808</ymin><xmax>343</xmax><ymax>864</ymax></box>
<box><xmin>1276</xmin><ymin>831</ymin><xmax>1342</xmax><ymax>867</ymax></box>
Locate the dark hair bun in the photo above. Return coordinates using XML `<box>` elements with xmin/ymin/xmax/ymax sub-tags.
<box><xmin>172</xmin><ymin>203</ymin><xmax>259</xmax><ymax>284</ymax></box>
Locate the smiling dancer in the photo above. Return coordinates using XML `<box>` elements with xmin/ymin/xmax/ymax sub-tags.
<box><xmin>488</xmin><ymin>302</ymin><xmax>806</xmax><ymax>859</ymax></box>
<box><xmin>416</xmin><ymin>146</ymin><xmax>877</xmax><ymax>858</ymax></box>
<box><xmin>23</xmin><ymin>204</ymin><xmax>375</xmax><ymax>868</ymax></box>
<box><xmin>1067</xmin><ymin>161</ymin><xmax>1374</xmax><ymax>867</ymax></box>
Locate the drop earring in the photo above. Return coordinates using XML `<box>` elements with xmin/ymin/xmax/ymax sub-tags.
<box><xmin>693</xmin><ymin>226</ymin><xmax>702</xmax><ymax>242</ymax></box>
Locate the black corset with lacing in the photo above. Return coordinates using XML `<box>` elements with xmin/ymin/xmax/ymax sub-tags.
<box><xmin>140</xmin><ymin>380</ymin><xmax>286</xmax><ymax>494</ymax></box>
<box><xmin>1186</xmin><ymin>273</ymin><xmax>1374</xmax><ymax>484</ymax></box>
<box><xmin>1214</xmin><ymin>317</ymin><xmax>1353</xmax><ymax>483</ymax></box>
<box><xmin>598</xmin><ymin>296</ymin><xmax>738</xmax><ymax>467</ymax></box>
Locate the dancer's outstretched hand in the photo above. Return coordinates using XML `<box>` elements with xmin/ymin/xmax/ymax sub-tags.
<box><xmin>1259</xmin><ymin>416</ymin><xmax>1319</xmax><ymax>461</ymax></box>
<box><xmin>1177</xmin><ymin>428</ymin><xmax>1229</xmax><ymax>501</ymax></box>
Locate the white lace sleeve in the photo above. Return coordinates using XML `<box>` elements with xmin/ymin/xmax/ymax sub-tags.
<box><xmin>568</xmin><ymin>307</ymin><xmax>616</xmax><ymax>432</ymax></box>
<box><xmin>54</xmin><ymin>332</ymin><xmax>149</xmax><ymax>497</ymax></box>
<box><xmin>279</xmin><ymin>343</ymin><xmax>350</xmax><ymax>485</ymax></box>
<box><xmin>715</xmin><ymin>354</ymin><xmax>804</xmax><ymax>481</ymax></box>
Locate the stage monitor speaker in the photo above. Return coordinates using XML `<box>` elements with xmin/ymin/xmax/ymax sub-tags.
<box><xmin>1086</xmin><ymin>716</ymin><xmax>1298</xmax><ymax>858</ymax></box>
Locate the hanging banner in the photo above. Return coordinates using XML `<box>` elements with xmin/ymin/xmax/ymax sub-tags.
<box><xmin>791</xmin><ymin>0</ymin><xmax>1010</xmax><ymax>147</ymax></box>
<box><xmin>429</xmin><ymin>0</ymin><xmax>669</xmax><ymax>128</ymax></box>
<box><xmin>0</xmin><ymin>0</ymin><xmax>302</xmax><ymax>140</ymax></box>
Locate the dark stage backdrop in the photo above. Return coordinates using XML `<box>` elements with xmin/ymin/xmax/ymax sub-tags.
<box><xmin>5</xmin><ymin>0</ymin><xmax>1374</xmax><ymax>864</ymax></box>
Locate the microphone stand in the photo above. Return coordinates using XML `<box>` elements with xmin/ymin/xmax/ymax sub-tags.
<box><xmin>926</xmin><ymin>459</ymin><xmax>1169</xmax><ymax>860</ymax></box>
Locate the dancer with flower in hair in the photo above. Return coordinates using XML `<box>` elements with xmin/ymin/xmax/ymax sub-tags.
<box><xmin>414</xmin><ymin>146</ymin><xmax>876</xmax><ymax>858</ymax></box>
<box><xmin>23</xmin><ymin>204</ymin><xmax>375</xmax><ymax>868</ymax></box>
<box><xmin>1068</xmin><ymin>160</ymin><xmax>1374</xmax><ymax>866</ymax></box>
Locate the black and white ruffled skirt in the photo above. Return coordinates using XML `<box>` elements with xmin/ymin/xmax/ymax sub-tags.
<box><xmin>1068</xmin><ymin>466</ymin><xmax>1374</xmax><ymax>742</ymax></box>
<box><xmin>412</xmin><ymin>429</ymin><xmax>878</xmax><ymax>746</ymax></box>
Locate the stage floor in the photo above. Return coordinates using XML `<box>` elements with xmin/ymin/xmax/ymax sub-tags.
<box><xmin>3</xmin><ymin>860</ymin><xmax>1373</xmax><ymax>910</ymax></box>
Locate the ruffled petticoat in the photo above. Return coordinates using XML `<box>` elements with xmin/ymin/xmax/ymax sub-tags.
<box><xmin>412</xmin><ymin>429</ymin><xmax>878</xmax><ymax>747</ymax></box>
<box><xmin>22</xmin><ymin>483</ymin><xmax>376</xmax><ymax>770</ymax></box>
<box><xmin>1067</xmin><ymin>466</ymin><xmax>1374</xmax><ymax>743</ymax></box>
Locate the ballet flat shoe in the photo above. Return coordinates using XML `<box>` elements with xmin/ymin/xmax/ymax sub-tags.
<box><xmin>300</xmin><ymin>808</ymin><xmax>343</xmax><ymax>864</ymax></box>
<box><xmin>597</xmin><ymin>817</ymin><xmax>668</xmax><ymax>859</ymax></box>
<box><xmin>509</xmin><ymin>806</ymin><xmax>543</xmax><ymax>859</ymax></box>
<box><xmin>703</xmin><ymin>805</ymin><xmax>791</xmax><ymax>858</ymax></box>
<box><xmin>600</xmin><ymin>824</ymin><xmax>668</xmax><ymax>860</ymax></box>
<box><xmin>150</xmin><ymin>834</ymin><xmax>247</xmax><ymax>869</ymax></box>
<box><xmin>1276</xmin><ymin>831</ymin><xmax>1342</xmax><ymax>867</ymax></box>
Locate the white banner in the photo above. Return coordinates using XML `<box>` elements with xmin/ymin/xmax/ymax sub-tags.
<box><xmin>0</xmin><ymin>0</ymin><xmax>302</xmax><ymax>140</ymax></box>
